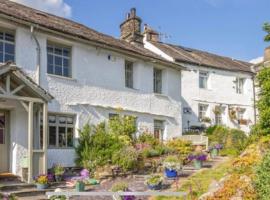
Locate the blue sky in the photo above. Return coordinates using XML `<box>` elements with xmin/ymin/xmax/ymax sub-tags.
<box><xmin>13</xmin><ymin>0</ymin><xmax>270</xmax><ymax>62</ymax></box>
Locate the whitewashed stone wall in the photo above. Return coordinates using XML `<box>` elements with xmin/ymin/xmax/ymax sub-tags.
<box><xmin>0</xmin><ymin>19</ymin><xmax>183</xmax><ymax>168</ymax></box>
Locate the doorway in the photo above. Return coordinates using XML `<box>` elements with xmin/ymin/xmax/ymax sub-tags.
<box><xmin>0</xmin><ymin>111</ymin><xmax>9</xmax><ymax>173</ymax></box>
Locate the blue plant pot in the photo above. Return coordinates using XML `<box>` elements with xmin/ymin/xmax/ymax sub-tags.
<box><xmin>36</xmin><ymin>183</ymin><xmax>48</xmax><ymax>190</ymax></box>
<box><xmin>194</xmin><ymin>160</ymin><xmax>202</xmax><ymax>170</ymax></box>
<box><xmin>165</xmin><ymin>168</ymin><xmax>178</xmax><ymax>178</ymax></box>
<box><xmin>147</xmin><ymin>182</ymin><xmax>162</xmax><ymax>190</ymax></box>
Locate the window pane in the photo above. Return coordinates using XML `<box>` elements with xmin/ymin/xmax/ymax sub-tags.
<box><xmin>49</xmin><ymin>115</ymin><xmax>56</xmax><ymax>123</ymax></box>
<box><xmin>54</xmin><ymin>47</ymin><xmax>62</xmax><ymax>55</ymax></box>
<box><xmin>4</xmin><ymin>54</ymin><xmax>14</xmax><ymax>62</ymax></box>
<box><xmin>55</xmin><ymin>56</ymin><xmax>62</xmax><ymax>66</ymax></box>
<box><xmin>55</xmin><ymin>66</ymin><xmax>62</xmax><ymax>76</ymax></box>
<box><xmin>47</xmin><ymin>46</ymin><xmax>53</xmax><ymax>53</ymax></box>
<box><xmin>5</xmin><ymin>33</ymin><xmax>15</xmax><ymax>42</ymax></box>
<box><xmin>47</xmin><ymin>64</ymin><xmax>54</xmax><ymax>74</ymax></box>
<box><xmin>49</xmin><ymin>126</ymin><xmax>56</xmax><ymax>146</ymax></box>
<box><xmin>0</xmin><ymin>42</ymin><xmax>3</xmax><ymax>52</ymax></box>
<box><xmin>63</xmin><ymin>48</ymin><xmax>70</xmax><ymax>57</ymax></box>
<box><xmin>0</xmin><ymin>129</ymin><xmax>4</xmax><ymax>144</ymax></box>
<box><xmin>67</xmin><ymin>127</ymin><xmax>73</xmax><ymax>147</ymax></box>
<box><xmin>63</xmin><ymin>67</ymin><xmax>69</xmax><ymax>77</ymax></box>
<box><xmin>5</xmin><ymin>43</ymin><xmax>14</xmax><ymax>54</ymax></box>
<box><xmin>63</xmin><ymin>58</ymin><xmax>69</xmax><ymax>67</ymax></box>
<box><xmin>47</xmin><ymin>54</ymin><xmax>53</xmax><ymax>65</ymax></box>
<box><xmin>58</xmin><ymin>127</ymin><xmax>66</xmax><ymax>147</ymax></box>
<box><xmin>0</xmin><ymin>32</ymin><xmax>3</xmax><ymax>40</ymax></box>
<box><xmin>67</xmin><ymin>117</ymin><xmax>73</xmax><ymax>124</ymax></box>
<box><xmin>0</xmin><ymin>52</ymin><xmax>3</xmax><ymax>63</ymax></box>
<box><xmin>59</xmin><ymin>116</ymin><xmax>66</xmax><ymax>124</ymax></box>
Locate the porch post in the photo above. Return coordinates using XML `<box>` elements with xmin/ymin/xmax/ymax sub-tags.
<box><xmin>28</xmin><ymin>101</ymin><xmax>34</xmax><ymax>183</ymax></box>
<box><xmin>43</xmin><ymin>103</ymin><xmax>48</xmax><ymax>174</ymax></box>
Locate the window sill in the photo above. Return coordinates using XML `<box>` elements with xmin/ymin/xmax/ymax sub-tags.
<box><xmin>47</xmin><ymin>73</ymin><xmax>77</xmax><ymax>81</ymax></box>
<box><xmin>153</xmin><ymin>93</ymin><xmax>169</xmax><ymax>98</ymax></box>
<box><xmin>48</xmin><ymin>147</ymin><xmax>74</xmax><ymax>150</ymax></box>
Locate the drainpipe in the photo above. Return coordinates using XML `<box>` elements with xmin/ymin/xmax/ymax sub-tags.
<box><xmin>30</xmin><ymin>25</ymin><xmax>41</xmax><ymax>85</ymax></box>
<box><xmin>252</xmin><ymin>74</ymin><xmax>257</xmax><ymax>125</ymax></box>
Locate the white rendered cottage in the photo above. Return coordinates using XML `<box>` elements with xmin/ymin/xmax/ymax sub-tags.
<box><xmin>143</xmin><ymin>25</ymin><xmax>256</xmax><ymax>133</ymax></box>
<box><xmin>0</xmin><ymin>2</ymin><xmax>184</xmax><ymax>182</ymax></box>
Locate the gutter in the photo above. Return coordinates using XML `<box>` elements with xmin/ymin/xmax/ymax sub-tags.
<box><xmin>0</xmin><ymin>14</ymin><xmax>185</xmax><ymax>71</ymax></box>
<box><xmin>30</xmin><ymin>25</ymin><xmax>41</xmax><ymax>85</ymax></box>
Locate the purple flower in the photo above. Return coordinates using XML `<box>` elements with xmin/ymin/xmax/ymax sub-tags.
<box><xmin>47</xmin><ymin>173</ymin><xmax>54</xmax><ymax>182</ymax></box>
<box><xmin>80</xmin><ymin>169</ymin><xmax>90</xmax><ymax>178</ymax></box>
<box><xmin>188</xmin><ymin>153</ymin><xmax>207</xmax><ymax>161</ymax></box>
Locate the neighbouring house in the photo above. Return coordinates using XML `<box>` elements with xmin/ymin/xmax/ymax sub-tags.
<box><xmin>0</xmin><ymin>2</ymin><xmax>184</xmax><ymax>182</ymax></box>
<box><xmin>143</xmin><ymin>25</ymin><xmax>256</xmax><ymax>133</ymax></box>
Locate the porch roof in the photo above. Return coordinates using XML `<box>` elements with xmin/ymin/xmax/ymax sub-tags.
<box><xmin>0</xmin><ymin>62</ymin><xmax>53</xmax><ymax>102</ymax></box>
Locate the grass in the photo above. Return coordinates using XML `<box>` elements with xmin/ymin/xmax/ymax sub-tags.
<box><xmin>155</xmin><ymin>159</ymin><xmax>232</xmax><ymax>200</ymax></box>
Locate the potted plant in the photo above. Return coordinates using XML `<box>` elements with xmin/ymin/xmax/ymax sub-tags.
<box><xmin>145</xmin><ymin>174</ymin><xmax>163</xmax><ymax>190</ymax></box>
<box><xmin>111</xmin><ymin>182</ymin><xmax>135</xmax><ymax>200</ymax></box>
<box><xmin>74</xmin><ymin>177</ymin><xmax>87</xmax><ymax>192</ymax></box>
<box><xmin>209</xmin><ymin>142</ymin><xmax>223</xmax><ymax>158</ymax></box>
<box><xmin>188</xmin><ymin>151</ymin><xmax>207</xmax><ymax>170</ymax></box>
<box><xmin>34</xmin><ymin>174</ymin><xmax>49</xmax><ymax>190</ymax></box>
<box><xmin>163</xmin><ymin>155</ymin><xmax>182</xmax><ymax>178</ymax></box>
<box><xmin>53</xmin><ymin>164</ymin><xmax>65</xmax><ymax>182</ymax></box>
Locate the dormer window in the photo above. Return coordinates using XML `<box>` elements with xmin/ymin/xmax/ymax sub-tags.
<box><xmin>0</xmin><ymin>31</ymin><xmax>15</xmax><ymax>63</ymax></box>
<box><xmin>47</xmin><ymin>42</ymin><xmax>71</xmax><ymax>77</ymax></box>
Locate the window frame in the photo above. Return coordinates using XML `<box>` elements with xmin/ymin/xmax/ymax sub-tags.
<box><xmin>47</xmin><ymin>41</ymin><xmax>72</xmax><ymax>78</ymax></box>
<box><xmin>198</xmin><ymin>103</ymin><xmax>208</xmax><ymax>121</ymax></box>
<box><xmin>153</xmin><ymin>68</ymin><xmax>162</xmax><ymax>94</ymax></box>
<box><xmin>125</xmin><ymin>60</ymin><xmax>134</xmax><ymax>88</ymax></box>
<box><xmin>48</xmin><ymin>113</ymin><xmax>75</xmax><ymax>149</ymax></box>
<box><xmin>154</xmin><ymin>119</ymin><xmax>164</xmax><ymax>141</ymax></box>
<box><xmin>0</xmin><ymin>29</ymin><xmax>15</xmax><ymax>64</ymax></box>
<box><xmin>235</xmin><ymin>77</ymin><xmax>245</xmax><ymax>94</ymax></box>
<box><xmin>199</xmin><ymin>71</ymin><xmax>209</xmax><ymax>89</ymax></box>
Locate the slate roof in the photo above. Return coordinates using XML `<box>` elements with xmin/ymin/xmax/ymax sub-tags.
<box><xmin>0</xmin><ymin>0</ymin><xmax>182</xmax><ymax>68</ymax></box>
<box><xmin>151</xmin><ymin>41</ymin><xmax>253</xmax><ymax>73</ymax></box>
<box><xmin>0</xmin><ymin>62</ymin><xmax>53</xmax><ymax>101</ymax></box>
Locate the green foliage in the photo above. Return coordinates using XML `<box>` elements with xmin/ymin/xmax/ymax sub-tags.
<box><xmin>109</xmin><ymin>115</ymin><xmax>137</xmax><ymax>142</ymax></box>
<box><xmin>255</xmin><ymin>152</ymin><xmax>270</xmax><ymax>200</ymax></box>
<box><xmin>112</xmin><ymin>146</ymin><xmax>139</xmax><ymax>172</ymax></box>
<box><xmin>137</xmin><ymin>132</ymin><xmax>160</xmax><ymax>147</ymax></box>
<box><xmin>263</xmin><ymin>22</ymin><xmax>270</xmax><ymax>42</ymax></box>
<box><xmin>256</xmin><ymin>67</ymin><xmax>270</xmax><ymax>134</ymax></box>
<box><xmin>206</xmin><ymin>126</ymin><xmax>248</xmax><ymax>156</ymax></box>
<box><xmin>111</xmin><ymin>182</ymin><xmax>129</xmax><ymax>192</ymax></box>
<box><xmin>166</xmin><ymin>138</ymin><xmax>193</xmax><ymax>160</ymax></box>
<box><xmin>75</xmin><ymin>122</ymin><xmax>124</xmax><ymax>171</ymax></box>
<box><xmin>145</xmin><ymin>174</ymin><xmax>163</xmax><ymax>185</ymax></box>
<box><xmin>53</xmin><ymin>164</ymin><xmax>65</xmax><ymax>175</ymax></box>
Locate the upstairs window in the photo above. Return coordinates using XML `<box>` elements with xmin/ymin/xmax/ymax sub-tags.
<box><xmin>125</xmin><ymin>61</ymin><xmax>133</xmax><ymax>88</ymax></box>
<box><xmin>48</xmin><ymin>114</ymin><xmax>75</xmax><ymax>148</ymax></box>
<box><xmin>199</xmin><ymin>71</ymin><xmax>209</xmax><ymax>89</ymax></box>
<box><xmin>0</xmin><ymin>31</ymin><xmax>15</xmax><ymax>63</ymax></box>
<box><xmin>153</xmin><ymin>68</ymin><xmax>162</xmax><ymax>94</ymax></box>
<box><xmin>47</xmin><ymin>42</ymin><xmax>71</xmax><ymax>77</ymax></box>
<box><xmin>235</xmin><ymin>77</ymin><xmax>245</xmax><ymax>94</ymax></box>
<box><xmin>198</xmin><ymin>104</ymin><xmax>208</xmax><ymax>121</ymax></box>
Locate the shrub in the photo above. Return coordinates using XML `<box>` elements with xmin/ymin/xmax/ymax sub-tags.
<box><xmin>75</xmin><ymin>122</ymin><xmax>124</xmax><ymax>171</ymax></box>
<box><xmin>206</xmin><ymin>126</ymin><xmax>248</xmax><ymax>156</ymax></box>
<box><xmin>163</xmin><ymin>155</ymin><xmax>182</xmax><ymax>171</ymax></box>
<box><xmin>255</xmin><ymin>152</ymin><xmax>270</xmax><ymax>200</ymax></box>
<box><xmin>112</xmin><ymin>146</ymin><xmax>139</xmax><ymax>171</ymax></box>
<box><xmin>111</xmin><ymin>182</ymin><xmax>129</xmax><ymax>192</ymax></box>
<box><xmin>109</xmin><ymin>115</ymin><xmax>137</xmax><ymax>141</ymax></box>
<box><xmin>166</xmin><ymin>138</ymin><xmax>193</xmax><ymax>160</ymax></box>
<box><xmin>137</xmin><ymin>132</ymin><xmax>160</xmax><ymax>147</ymax></box>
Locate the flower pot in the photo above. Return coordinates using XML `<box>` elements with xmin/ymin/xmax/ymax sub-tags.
<box><xmin>75</xmin><ymin>182</ymin><xmax>85</xmax><ymax>192</ymax></box>
<box><xmin>211</xmin><ymin>149</ymin><xmax>218</xmax><ymax>158</ymax></box>
<box><xmin>147</xmin><ymin>182</ymin><xmax>162</xmax><ymax>190</ymax></box>
<box><xmin>55</xmin><ymin>175</ymin><xmax>63</xmax><ymax>182</ymax></box>
<box><xmin>36</xmin><ymin>183</ymin><xmax>49</xmax><ymax>190</ymax></box>
<box><xmin>193</xmin><ymin>160</ymin><xmax>202</xmax><ymax>170</ymax></box>
<box><xmin>165</xmin><ymin>168</ymin><xmax>178</xmax><ymax>178</ymax></box>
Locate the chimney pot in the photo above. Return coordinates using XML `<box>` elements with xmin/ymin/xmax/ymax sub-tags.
<box><xmin>130</xmin><ymin>8</ymin><xmax>136</xmax><ymax>17</ymax></box>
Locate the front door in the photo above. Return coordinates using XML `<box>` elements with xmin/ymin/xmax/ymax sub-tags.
<box><xmin>0</xmin><ymin>111</ymin><xmax>9</xmax><ymax>173</ymax></box>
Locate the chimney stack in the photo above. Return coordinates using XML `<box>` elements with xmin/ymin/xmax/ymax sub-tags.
<box><xmin>120</xmin><ymin>8</ymin><xmax>143</xmax><ymax>45</ymax></box>
<box><xmin>143</xmin><ymin>24</ymin><xmax>160</xmax><ymax>42</ymax></box>
<box><xmin>264</xmin><ymin>46</ymin><xmax>270</xmax><ymax>66</ymax></box>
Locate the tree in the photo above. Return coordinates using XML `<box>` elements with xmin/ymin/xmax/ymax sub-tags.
<box><xmin>263</xmin><ymin>22</ymin><xmax>270</xmax><ymax>42</ymax></box>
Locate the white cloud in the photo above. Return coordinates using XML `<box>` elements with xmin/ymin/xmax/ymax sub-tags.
<box><xmin>249</xmin><ymin>57</ymin><xmax>263</xmax><ymax>64</ymax></box>
<box><xmin>10</xmin><ymin>0</ymin><xmax>72</xmax><ymax>18</ymax></box>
